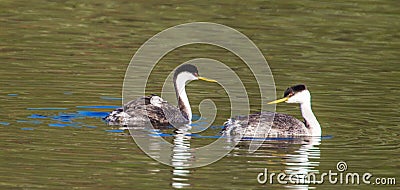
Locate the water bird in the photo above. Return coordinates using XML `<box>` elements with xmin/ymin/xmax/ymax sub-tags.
<box><xmin>222</xmin><ymin>84</ymin><xmax>321</xmax><ymax>137</ymax></box>
<box><xmin>104</xmin><ymin>64</ymin><xmax>217</xmax><ymax>127</ymax></box>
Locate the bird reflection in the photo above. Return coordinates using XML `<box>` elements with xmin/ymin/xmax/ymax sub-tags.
<box><xmin>230</xmin><ymin>137</ymin><xmax>321</xmax><ymax>189</ymax></box>
<box><xmin>128</xmin><ymin>124</ymin><xmax>321</xmax><ymax>189</ymax></box>
<box><xmin>283</xmin><ymin>137</ymin><xmax>321</xmax><ymax>189</ymax></box>
<box><xmin>171</xmin><ymin>126</ymin><xmax>193</xmax><ymax>188</ymax></box>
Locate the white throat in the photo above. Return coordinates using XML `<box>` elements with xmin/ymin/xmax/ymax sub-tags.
<box><xmin>175</xmin><ymin>72</ymin><xmax>197</xmax><ymax>122</ymax></box>
<box><xmin>288</xmin><ymin>90</ymin><xmax>321</xmax><ymax>136</ymax></box>
<box><xmin>300</xmin><ymin>102</ymin><xmax>321</xmax><ymax>136</ymax></box>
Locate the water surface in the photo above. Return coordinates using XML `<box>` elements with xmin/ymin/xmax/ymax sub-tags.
<box><xmin>1</xmin><ymin>0</ymin><xmax>399</xmax><ymax>189</ymax></box>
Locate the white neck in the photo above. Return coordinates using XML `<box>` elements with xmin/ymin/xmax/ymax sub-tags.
<box><xmin>175</xmin><ymin>72</ymin><xmax>195</xmax><ymax>122</ymax></box>
<box><xmin>300</xmin><ymin>102</ymin><xmax>321</xmax><ymax>136</ymax></box>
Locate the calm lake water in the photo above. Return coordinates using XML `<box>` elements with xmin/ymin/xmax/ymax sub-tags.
<box><xmin>1</xmin><ymin>0</ymin><xmax>399</xmax><ymax>189</ymax></box>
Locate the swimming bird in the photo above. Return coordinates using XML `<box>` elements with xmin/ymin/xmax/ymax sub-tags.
<box><xmin>104</xmin><ymin>64</ymin><xmax>217</xmax><ymax>127</ymax></box>
<box><xmin>222</xmin><ymin>84</ymin><xmax>321</xmax><ymax>137</ymax></box>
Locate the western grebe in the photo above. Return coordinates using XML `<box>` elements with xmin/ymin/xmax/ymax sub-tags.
<box><xmin>104</xmin><ymin>64</ymin><xmax>217</xmax><ymax>127</ymax></box>
<box><xmin>222</xmin><ymin>84</ymin><xmax>321</xmax><ymax>137</ymax></box>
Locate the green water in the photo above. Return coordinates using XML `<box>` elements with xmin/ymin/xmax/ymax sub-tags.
<box><xmin>1</xmin><ymin>0</ymin><xmax>399</xmax><ymax>189</ymax></box>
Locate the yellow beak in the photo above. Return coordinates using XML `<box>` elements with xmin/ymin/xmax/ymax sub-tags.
<box><xmin>267</xmin><ymin>97</ymin><xmax>289</xmax><ymax>104</ymax></box>
<box><xmin>198</xmin><ymin>76</ymin><xmax>218</xmax><ymax>83</ymax></box>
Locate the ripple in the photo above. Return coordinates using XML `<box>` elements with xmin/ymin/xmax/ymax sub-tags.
<box><xmin>76</xmin><ymin>105</ymin><xmax>120</xmax><ymax>109</ymax></box>
<box><xmin>105</xmin><ymin>129</ymin><xmax>125</xmax><ymax>133</ymax></box>
<box><xmin>0</xmin><ymin>122</ymin><xmax>10</xmax><ymax>126</ymax></box>
<box><xmin>100</xmin><ymin>96</ymin><xmax>122</xmax><ymax>101</ymax></box>
<box><xmin>48</xmin><ymin>123</ymin><xmax>69</xmax><ymax>127</ymax></box>
<box><xmin>27</xmin><ymin>107</ymin><xmax>69</xmax><ymax>110</ymax></box>
<box><xmin>20</xmin><ymin>127</ymin><xmax>34</xmax><ymax>131</ymax></box>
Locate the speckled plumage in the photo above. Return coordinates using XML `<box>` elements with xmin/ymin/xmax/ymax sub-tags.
<box><xmin>104</xmin><ymin>64</ymin><xmax>216</xmax><ymax>128</ymax></box>
<box><xmin>222</xmin><ymin>84</ymin><xmax>322</xmax><ymax>138</ymax></box>
<box><xmin>104</xmin><ymin>94</ymin><xmax>189</xmax><ymax>127</ymax></box>
<box><xmin>222</xmin><ymin>112</ymin><xmax>311</xmax><ymax>138</ymax></box>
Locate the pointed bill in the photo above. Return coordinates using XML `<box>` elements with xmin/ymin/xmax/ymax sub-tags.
<box><xmin>267</xmin><ymin>97</ymin><xmax>289</xmax><ymax>104</ymax></box>
<box><xmin>198</xmin><ymin>76</ymin><xmax>218</xmax><ymax>83</ymax></box>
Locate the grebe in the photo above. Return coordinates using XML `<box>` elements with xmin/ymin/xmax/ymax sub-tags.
<box><xmin>222</xmin><ymin>84</ymin><xmax>321</xmax><ymax>137</ymax></box>
<box><xmin>104</xmin><ymin>64</ymin><xmax>217</xmax><ymax>127</ymax></box>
